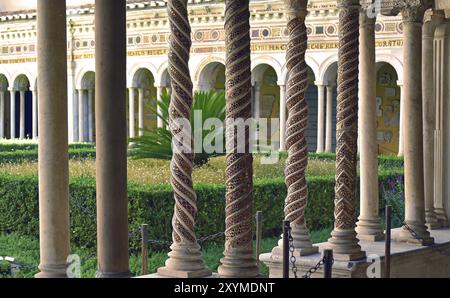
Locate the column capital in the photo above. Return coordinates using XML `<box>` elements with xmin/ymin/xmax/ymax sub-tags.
<box><xmin>359</xmin><ymin>9</ymin><xmax>377</xmax><ymax>27</ymax></box>
<box><xmin>396</xmin><ymin>0</ymin><xmax>432</xmax><ymax>23</ymax></box>
<box><xmin>284</xmin><ymin>0</ymin><xmax>308</xmax><ymax>22</ymax></box>
<box><xmin>314</xmin><ymin>80</ymin><xmax>325</xmax><ymax>86</ymax></box>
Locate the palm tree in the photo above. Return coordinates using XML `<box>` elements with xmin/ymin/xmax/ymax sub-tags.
<box><xmin>128</xmin><ymin>89</ymin><xmax>226</xmax><ymax>165</ymax></box>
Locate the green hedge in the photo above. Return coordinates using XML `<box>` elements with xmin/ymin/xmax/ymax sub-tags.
<box><xmin>0</xmin><ymin>148</ymin><xmax>96</xmax><ymax>164</ymax></box>
<box><xmin>0</xmin><ymin>170</ymin><xmax>403</xmax><ymax>253</ymax></box>
<box><xmin>0</xmin><ymin>143</ymin><xmax>95</xmax><ymax>152</ymax></box>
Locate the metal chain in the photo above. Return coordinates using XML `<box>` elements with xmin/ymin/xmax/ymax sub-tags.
<box><xmin>302</xmin><ymin>258</ymin><xmax>325</xmax><ymax>279</ymax></box>
<box><xmin>144</xmin><ymin>231</ymin><xmax>225</xmax><ymax>248</ymax></box>
<box><xmin>287</xmin><ymin>226</ymin><xmax>298</xmax><ymax>278</ymax></box>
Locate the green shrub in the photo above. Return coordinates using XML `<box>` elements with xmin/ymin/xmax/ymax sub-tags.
<box><xmin>0</xmin><ymin>148</ymin><xmax>96</xmax><ymax>164</ymax></box>
<box><xmin>0</xmin><ymin>170</ymin><xmax>403</xmax><ymax>254</ymax></box>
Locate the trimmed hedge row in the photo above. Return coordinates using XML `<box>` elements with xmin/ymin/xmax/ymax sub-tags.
<box><xmin>0</xmin><ymin>148</ymin><xmax>96</xmax><ymax>164</ymax></box>
<box><xmin>0</xmin><ymin>170</ymin><xmax>403</xmax><ymax>253</ymax></box>
<box><xmin>0</xmin><ymin>143</ymin><xmax>95</xmax><ymax>152</ymax></box>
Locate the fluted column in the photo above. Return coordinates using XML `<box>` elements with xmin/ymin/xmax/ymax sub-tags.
<box><xmin>157</xmin><ymin>0</ymin><xmax>211</xmax><ymax>278</ymax></box>
<box><xmin>218</xmin><ymin>0</ymin><xmax>259</xmax><ymax>278</ymax></box>
<box><xmin>32</xmin><ymin>90</ymin><xmax>38</xmax><ymax>139</ymax></box>
<box><xmin>356</xmin><ymin>10</ymin><xmax>384</xmax><ymax>241</ymax></box>
<box><xmin>396</xmin><ymin>1</ymin><xmax>434</xmax><ymax>245</ymax></box>
<box><xmin>327</xmin><ymin>0</ymin><xmax>365</xmax><ymax>261</ymax></box>
<box><xmin>128</xmin><ymin>87</ymin><xmax>136</xmax><ymax>138</ymax></box>
<box><xmin>138</xmin><ymin>87</ymin><xmax>145</xmax><ymax>136</ymax></box>
<box><xmin>422</xmin><ymin>11</ymin><xmax>444</xmax><ymax>229</ymax></box>
<box><xmin>35</xmin><ymin>0</ymin><xmax>70</xmax><ymax>278</ymax></box>
<box><xmin>78</xmin><ymin>89</ymin><xmax>85</xmax><ymax>142</ymax></box>
<box><xmin>316</xmin><ymin>83</ymin><xmax>325</xmax><ymax>153</ymax></box>
<box><xmin>279</xmin><ymin>83</ymin><xmax>286</xmax><ymax>151</ymax></box>
<box><xmin>95</xmin><ymin>0</ymin><xmax>131</xmax><ymax>278</ymax></box>
<box><xmin>10</xmin><ymin>89</ymin><xmax>15</xmax><ymax>139</ymax></box>
<box><xmin>87</xmin><ymin>89</ymin><xmax>94</xmax><ymax>142</ymax></box>
<box><xmin>325</xmin><ymin>84</ymin><xmax>334</xmax><ymax>152</ymax></box>
<box><xmin>0</xmin><ymin>91</ymin><xmax>4</xmax><ymax>139</ymax></box>
<box><xmin>19</xmin><ymin>90</ymin><xmax>25</xmax><ymax>139</ymax></box>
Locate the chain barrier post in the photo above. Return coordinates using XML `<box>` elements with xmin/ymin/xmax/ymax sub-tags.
<box><xmin>255</xmin><ymin>211</ymin><xmax>263</xmax><ymax>270</ymax></box>
<box><xmin>385</xmin><ymin>205</ymin><xmax>392</xmax><ymax>278</ymax></box>
<box><xmin>141</xmin><ymin>224</ymin><xmax>148</xmax><ymax>276</ymax></box>
<box><xmin>283</xmin><ymin>220</ymin><xmax>290</xmax><ymax>278</ymax></box>
<box><xmin>323</xmin><ymin>249</ymin><xmax>333</xmax><ymax>278</ymax></box>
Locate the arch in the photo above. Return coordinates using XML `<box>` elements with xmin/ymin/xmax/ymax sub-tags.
<box><xmin>75</xmin><ymin>65</ymin><xmax>95</xmax><ymax>90</ymax></box>
<box><xmin>127</xmin><ymin>62</ymin><xmax>158</xmax><ymax>88</ymax></box>
<box><xmin>81</xmin><ymin>71</ymin><xmax>95</xmax><ymax>90</ymax></box>
<box><xmin>280</xmin><ymin>55</ymin><xmax>319</xmax><ymax>85</ymax></box>
<box><xmin>13</xmin><ymin>74</ymin><xmax>31</xmax><ymax>91</ymax></box>
<box><xmin>318</xmin><ymin>55</ymin><xmax>339</xmax><ymax>84</ymax></box>
<box><xmin>11</xmin><ymin>70</ymin><xmax>34</xmax><ymax>91</ymax></box>
<box><xmin>194</xmin><ymin>56</ymin><xmax>226</xmax><ymax>84</ymax></box>
<box><xmin>132</xmin><ymin>68</ymin><xmax>155</xmax><ymax>88</ymax></box>
<box><xmin>375</xmin><ymin>54</ymin><xmax>403</xmax><ymax>83</ymax></box>
<box><xmin>156</xmin><ymin>61</ymin><xmax>170</xmax><ymax>87</ymax></box>
<box><xmin>196</xmin><ymin>60</ymin><xmax>226</xmax><ymax>91</ymax></box>
<box><xmin>0</xmin><ymin>74</ymin><xmax>9</xmax><ymax>91</ymax></box>
<box><xmin>251</xmin><ymin>55</ymin><xmax>282</xmax><ymax>82</ymax></box>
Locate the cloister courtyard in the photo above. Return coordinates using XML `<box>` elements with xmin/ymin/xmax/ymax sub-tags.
<box><xmin>1</xmin><ymin>0</ymin><xmax>450</xmax><ymax>282</ymax></box>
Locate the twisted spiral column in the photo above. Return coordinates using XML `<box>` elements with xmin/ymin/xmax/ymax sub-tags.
<box><xmin>281</xmin><ymin>0</ymin><xmax>317</xmax><ymax>256</ymax></box>
<box><xmin>327</xmin><ymin>0</ymin><xmax>365</xmax><ymax>261</ymax></box>
<box><xmin>157</xmin><ymin>0</ymin><xmax>211</xmax><ymax>278</ymax></box>
<box><xmin>218</xmin><ymin>0</ymin><xmax>259</xmax><ymax>278</ymax></box>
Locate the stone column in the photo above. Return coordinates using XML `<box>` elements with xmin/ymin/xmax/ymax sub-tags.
<box><xmin>396</xmin><ymin>1</ymin><xmax>434</xmax><ymax>245</ymax></box>
<box><xmin>128</xmin><ymin>87</ymin><xmax>136</xmax><ymax>138</ymax></box>
<box><xmin>156</xmin><ymin>85</ymin><xmax>164</xmax><ymax>128</ymax></box>
<box><xmin>95</xmin><ymin>0</ymin><xmax>131</xmax><ymax>278</ymax></box>
<box><xmin>87</xmin><ymin>89</ymin><xmax>94</xmax><ymax>142</ymax></box>
<box><xmin>78</xmin><ymin>89</ymin><xmax>85</xmax><ymax>142</ymax></box>
<box><xmin>68</xmin><ymin>61</ymin><xmax>76</xmax><ymax>143</ymax></box>
<box><xmin>35</xmin><ymin>0</ymin><xmax>70</xmax><ymax>278</ymax></box>
<box><xmin>157</xmin><ymin>0</ymin><xmax>211</xmax><ymax>278</ymax></box>
<box><xmin>356</xmin><ymin>11</ymin><xmax>384</xmax><ymax>241</ymax></box>
<box><xmin>279</xmin><ymin>83</ymin><xmax>286</xmax><ymax>151</ymax></box>
<box><xmin>316</xmin><ymin>83</ymin><xmax>325</xmax><ymax>153</ymax></box>
<box><xmin>272</xmin><ymin>0</ymin><xmax>318</xmax><ymax>259</ymax></box>
<box><xmin>19</xmin><ymin>90</ymin><xmax>25</xmax><ymax>139</ymax></box>
<box><xmin>0</xmin><ymin>91</ymin><xmax>4</xmax><ymax>139</ymax></box>
<box><xmin>32</xmin><ymin>90</ymin><xmax>38</xmax><ymax>139</ymax></box>
<box><xmin>218</xmin><ymin>0</ymin><xmax>259</xmax><ymax>278</ymax></box>
<box><xmin>253</xmin><ymin>81</ymin><xmax>261</xmax><ymax>120</ymax></box>
<box><xmin>138</xmin><ymin>87</ymin><xmax>145</xmax><ymax>136</ymax></box>
<box><xmin>327</xmin><ymin>0</ymin><xmax>365</xmax><ymax>261</ymax></box>
<box><xmin>325</xmin><ymin>84</ymin><xmax>334</xmax><ymax>153</ymax></box>
<box><xmin>73</xmin><ymin>90</ymin><xmax>79</xmax><ymax>142</ymax></box>
<box><xmin>10</xmin><ymin>89</ymin><xmax>15</xmax><ymax>139</ymax></box>
<box><xmin>398</xmin><ymin>81</ymin><xmax>404</xmax><ymax>156</ymax></box>
<box><xmin>422</xmin><ymin>11</ymin><xmax>444</xmax><ymax>229</ymax></box>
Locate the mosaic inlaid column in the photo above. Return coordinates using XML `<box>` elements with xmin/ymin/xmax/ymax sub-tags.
<box><xmin>356</xmin><ymin>10</ymin><xmax>384</xmax><ymax>241</ymax></box>
<box><xmin>218</xmin><ymin>0</ymin><xmax>259</xmax><ymax>278</ymax></box>
<box><xmin>325</xmin><ymin>84</ymin><xmax>334</xmax><ymax>153</ymax></box>
<box><xmin>19</xmin><ymin>90</ymin><xmax>25</xmax><ymax>139</ymax></box>
<box><xmin>95</xmin><ymin>0</ymin><xmax>131</xmax><ymax>278</ymax></box>
<box><xmin>316</xmin><ymin>83</ymin><xmax>325</xmax><ymax>153</ymax></box>
<box><xmin>35</xmin><ymin>0</ymin><xmax>70</xmax><ymax>278</ymax></box>
<box><xmin>396</xmin><ymin>1</ymin><xmax>434</xmax><ymax>245</ymax></box>
<box><xmin>157</xmin><ymin>0</ymin><xmax>211</xmax><ymax>278</ymax></box>
<box><xmin>277</xmin><ymin>0</ymin><xmax>317</xmax><ymax>256</ymax></box>
<box><xmin>422</xmin><ymin>11</ymin><xmax>444</xmax><ymax>229</ymax></box>
<box><xmin>327</xmin><ymin>0</ymin><xmax>365</xmax><ymax>261</ymax></box>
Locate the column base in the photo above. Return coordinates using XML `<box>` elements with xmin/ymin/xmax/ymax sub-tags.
<box><xmin>218</xmin><ymin>248</ymin><xmax>259</xmax><ymax>278</ymax></box>
<box><xmin>327</xmin><ymin>228</ymin><xmax>366</xmax><ymax>261</ymax></box>
<box><xmin>435</xmin><ymin>208</ymin><xmax>449</xmax><ymax>228</ymax></box>
<box><xmin>426</xmin><ymin>210</ymin><xmax>441</xmax><ymax>230</ymax></box>
<box><xmin>96</xmin><ymin>271</ymin><xmax>133</xmax><ymax>278</ymax></box>
<box><xmin>158</xmin><ymin>243</ymin><xmax>212</xmax><ymax>278</ymax></box>
<box><xmin>393</xmin><ymin>223</ymin><xmax>434</xmax><ymax>246</ymax></box>
<box><xmin>356</xmin><ymin>217</ymin><xmax>385</xmax><ymax>241</ymax></box>
<box><xmin>35</xmin><ymin>264</ymin><xmax>68</xmax><ymax>278</ymax></box>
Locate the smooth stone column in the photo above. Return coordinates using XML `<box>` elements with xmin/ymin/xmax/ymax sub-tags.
<box><xmin>19</xmin><ymin>90</ymin><xmax>25</xmax><ymax>139</ymax></box>
<box><xmin>32</xmin><ymin>90</ymin><xmax>38</xmax><ymax>139</ymax></box>
<box><xmin>396</xmin><ymin>3</ymin><xmax>434</xmax><ymax>245</ymax></box>
<box><xmin>253</xmin><ymin>81</ymin><xmax>262</xmax><ymax>143</ymax></box>
<box><xmin>138</xmin><ymin>87</ymin><xmax>145</xmax><ymax>136</ymax></box>
<box><xmin>35</xmin><ymin>0</ymin><xmax>70</xmax><ymax>278</ymax></box>
<box><xmin>128</xmin><ymin>87</ymin><xmax>136</xmax><ymax>138</ymax></box>
<box><xmin>398</xmin><ymin>81</ymin><xmax>404</xmax><ymax>156</ymax></box>
<box><xmin>73</xmin><ymin>90</ymin><xmax>79</xmax><ymax>142</ymax></box>
<box><xmin>325</xmin><ymin>84</ymin><xmax>334</xmax><ymax>153</ymax></box>
<box><xmin>356</xmin><ymin>11</ymin><xmax>384</xmax><ymax>241</ymax></box>
<box><xmin>68</xmin><ymin>61</ymin><xmax>76</xmax><ymax>143</ymax></box>
<box><xmin>87</xmin><ymin>89</ymin><xmax>94</xmax><ymax>142</ymax></box>
<box><xmin>78</xmin><ymin>89</ymin><xmax>85</xmax><ymax>142</ymax></box>
<box><xmin>279</xmin><ymin>83</ymin><xmax>286</xmax><ymax>151</ymax></box>
<box><xmin>156</xmin><ymin>85</ymin><xmax>164</xmax><ymax>128</ymax></box>
<box><xmin>95</xmin><ymin>0</ymin><xmax>131</xmax><ymax>278</ymax></box>
<box><xmin>10</xmin><ymin>89</ymin><xmax>15</xmax><ymax>139</ymax></box>
<box><xmin>0</xmin><ymin>91</ymin><xmax>4</xmax><ymax>139</ymax></box>
<box><xmin>316</xmin><ymin>83</ymin><xmax>325</xmax><ymax>153</ymax></box>
<box><xmin>422</xmin><ymin>11</ymin><xmax>444</xmax><ymax>229</ymax></box>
